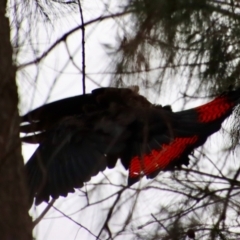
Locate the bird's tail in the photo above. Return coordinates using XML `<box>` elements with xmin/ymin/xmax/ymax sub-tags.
<box><xmin>128</xmin><ymin>88</ymin><xmax>240</xmax><ymax>185</ymax></box>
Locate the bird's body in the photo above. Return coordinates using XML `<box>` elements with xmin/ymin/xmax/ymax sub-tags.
<box><xmin>21</xmin><ymin>87</ymin><xmax>240</xmax><ymax>205</ymax></box>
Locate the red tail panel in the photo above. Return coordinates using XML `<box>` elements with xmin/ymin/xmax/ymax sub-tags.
<box><xmin>196</xmin><ymin>96</ymin><xmax>234</xmax><ymax>123</ymax></box>
<box><xmin>129</xmin><ymin>136</ymin><xmax>198</xmax><ymax>178</ymax></box>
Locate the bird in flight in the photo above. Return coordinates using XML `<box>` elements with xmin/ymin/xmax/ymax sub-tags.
<box><xmin>21</xmin><ymin>87</ymin><xmax>240</xmax><ymax>205</ymax></box>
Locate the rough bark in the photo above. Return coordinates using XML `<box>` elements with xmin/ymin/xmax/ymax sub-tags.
<box><xmin>0</xmin><ymin>1</ymin><xmax>32</xmax><ymax>239</ymax></box>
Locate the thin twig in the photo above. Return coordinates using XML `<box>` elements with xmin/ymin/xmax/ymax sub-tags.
<box><xmin>32</xmin><ymin>199</ymin><xmax>56</xmax><ymax>228</ymax></box>
<box><xmin>18</xmin><ymin>11</ymin><xmax>131</xmax><ymax>70</ymax></box>
<box><xmin>53</xmin><ymin>205</ymin><xmax>99</xmax><ymax>239</ymax></box>
<box><xmin>77</xmin><ymin>0</ymin><xmax>86</xmax><ymax>94</ymax></box>
<box><xmin>97</xmin><ymin>188</ymin><xmax>124</xmax><ymax>239</ymax></box>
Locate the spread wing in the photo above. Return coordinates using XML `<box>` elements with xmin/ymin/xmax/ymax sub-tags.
<box><xmin>22</xmin><ymin>87</ymin><xmax>240</xmax><ymax>205</ymax></box>
<box><xmin>22</xmin><ymin>87</ymin><xmax>154</xmax><ymax>205</ymax></box>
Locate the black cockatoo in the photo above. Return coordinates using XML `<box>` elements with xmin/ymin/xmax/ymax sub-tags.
<box><xmin>21</xmin><ymin>87</ymin><xmax>240</xmax><ymax>205</ymax></box>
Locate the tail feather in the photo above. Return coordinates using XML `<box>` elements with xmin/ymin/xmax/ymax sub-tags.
<box><xmin>177</xmin><ymin>88</ymin><xmax>240</xmax><ymax>124</ymax></box>
<box><xmin>128</xmin><ymin>88</ymin><xmax>240</xmax><ymax>184</ymax></box>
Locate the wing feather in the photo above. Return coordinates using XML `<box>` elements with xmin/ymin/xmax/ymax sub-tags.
<box><xmin>22</xmin><ymin>87</ymin><xmax>240</xmax><ymax>205</ymax></box>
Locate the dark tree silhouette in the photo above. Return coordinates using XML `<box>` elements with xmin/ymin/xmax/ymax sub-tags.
<box><xmin>0</xmin><ymin>0</ymin><xmax>32</xmax><ymax>239</ymax></box>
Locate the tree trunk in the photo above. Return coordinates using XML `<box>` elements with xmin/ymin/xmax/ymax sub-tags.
<box><xmin>0</xmin><ymin>0</ymin><xmax>32</xmax><ymax>239</ymax></box>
